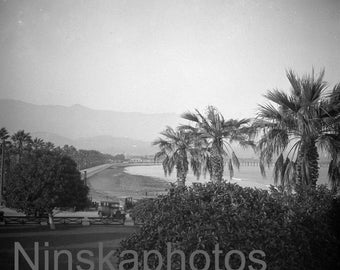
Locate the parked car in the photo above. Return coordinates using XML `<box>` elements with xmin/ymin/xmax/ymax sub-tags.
<box><xmin>98</xmin><ymin>201</ymin><xmax>126</xmax><ymax>222</ymax></box>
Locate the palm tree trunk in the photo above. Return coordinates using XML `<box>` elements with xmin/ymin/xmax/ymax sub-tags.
<box><xmin>296</xmin><ymin>146</ymin><xmax>307</xmax><ymax>187</ymax></box>
<box><xmin>296</xmin><ymin>139</ymin><xmax>319</xmax><ymax>188</ymax></box>
<box><xmin>308</xmin><ymin>141</ymin><xmax>319</xmax><ymax>188</ymax></box>
<box><xmin>210</xmin><ymin>144</ymin><xmax>224</xmax><ymax>183</ymax></box>
<box><xmin>176</xmin><ymin>163</ymin><xmax>186</xmax><ymax>187</ymax></box>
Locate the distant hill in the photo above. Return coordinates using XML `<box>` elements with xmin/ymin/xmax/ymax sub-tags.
<box><xmin>31</xmin><ymin>132</ymin><xmax>156</xmax><ymax>155</ymax></box>
<box><xmin>0</xmin><ymin>99</ymin><xmax>257</xmax><ymax>157</ymax></box>
<box><xmin>0</xmin><ymin>99</ymin><xmax>180</xmax><ymax>141</ymax></box>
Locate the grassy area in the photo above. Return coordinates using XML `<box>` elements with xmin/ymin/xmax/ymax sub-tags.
<box><xmin>0</xmin><ymin>225</ymin><xmax>139</xmax><ymax>270</ymax></box>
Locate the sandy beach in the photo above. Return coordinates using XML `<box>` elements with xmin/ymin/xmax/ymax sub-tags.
<box><xmin>87</xmin><ymin>164</ymin><xmax>170</xmax><ymax>202</ymax></box>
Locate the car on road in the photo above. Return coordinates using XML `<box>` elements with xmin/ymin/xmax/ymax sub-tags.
<box><xmin>98</xmin><ymin>201</ymin><xmax>126</xmax><ymax>223</ymax></box>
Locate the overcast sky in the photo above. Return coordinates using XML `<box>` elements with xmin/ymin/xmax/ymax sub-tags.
<box><xmin>0</xmin><ymin>0</ymin><xmax>339</xmax><ymax>118</ymax></box>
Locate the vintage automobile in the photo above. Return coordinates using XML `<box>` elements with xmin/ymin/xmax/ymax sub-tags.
<box><xmin>98</xmin><ymin>201</ymin><xmax>126</xmax><ymax>223</ymax></box>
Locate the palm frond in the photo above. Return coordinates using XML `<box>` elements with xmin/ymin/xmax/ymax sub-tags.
<box><xmin>259</xmin><ymin>160</ymin><xmax>266</xmax><ymax>177</ymax></box>
<box><xmin>286</xmin><ymin>69</ymin><xmax>302</xmax><ymax>97</ymax></box>
<box><xmin>264</xmin><ymin>89</ymin><xmax>299</xmax><ymax>113</ymax></box>
<box><xmin>181</xmin><ymin>112</ymin><xmax>199</xmax><ymax>123</ymax></box>
<box><xmin>228</xmin><ymin>159</ymin><xmax>234</xmax><ymax>179</ymax></box>
<box><xmin>257</xmin><ymin>103</ymin><xmax>284</xmax><ymax>121</ymax></box>
<box><xmin>231</xmin><ymin>151</ymin><xmax>240</xmax><ymax>169</ymax></box>
<box><xmin>273</xmin><ymin>154</ymin><xmax>284</xmax><ymax>186</ymax></box>
<box><xmin>328</xmin><ymin>157</ymin><xmax>340</xmax><ymax>190</ymax></box>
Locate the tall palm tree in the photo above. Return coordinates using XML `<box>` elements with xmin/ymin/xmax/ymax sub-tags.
<box><xmin>254</xmin><ymin>69</ymin><xmax>340</xmax><ymax>190</ymax></box>
<box><xmin>0</xmin><ymin>128</ymin><xmax>13</xmax><ymax>199</ymax></box>
<box><xmin>0</xmin><ymin>128</ymin><xmax>9</xmax><ymax>199</ymax></box>
<box><xmin>0</xmin><ymin>127</ymin><xmax>10</xmax><ymax>162</ymax></box>
<box><xmin>11</xmin><ymin>130</ymin><xmax>32</xmax><ymax>162</ymax></box>
<box><xmin>181</xmin><ymin>106</ymin><xmax>251</xmax><ymax>183</ymax></box>
<box><xmin>153</xmin><ymin>126</ymin><xmax>201</xmax><ymax>186</ymax></box>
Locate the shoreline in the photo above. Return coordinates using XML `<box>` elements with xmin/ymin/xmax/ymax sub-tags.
<box><xmin>86</xmin><ymin>163</ymin><xmax>169</xmax><ymax>202</ymax></box>
<box><xmin>85</xmin><ymin>163</ymin><xmax>272</xmax><ymax>203</ymax></box>
<box><xmin>86</xmin><ymin>163</ymin><xmax>270</xmax><ymax>203</ymax></box>
<box><xmin>85</xmin><ymin>162</ymin><xmax>331</xmax><ymax>203</ymax></box>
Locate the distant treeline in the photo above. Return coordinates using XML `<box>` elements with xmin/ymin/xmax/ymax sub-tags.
<box><xmin>0</xmin><ymin>128</ymin><xmax>125</xmax><ymax>171</ymax></box>
<box><xmin>61</xmin><ymin>145</ymin><xmax>125</xmax><ymax>169</ymax></box>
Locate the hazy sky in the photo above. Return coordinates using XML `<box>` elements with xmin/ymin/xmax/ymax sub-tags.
<box><xmin>0</xmin><ymin>0</ymin><xmax>339</xmax><ymax>118</ymax></box>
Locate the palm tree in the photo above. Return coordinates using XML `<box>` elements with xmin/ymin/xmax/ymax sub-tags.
<box><xmin>0</xmin><ymin>127</ymin><xmax>10</xmax><ymax>141</ymax></box>
<box><xmin>11</xmin><ymin>130</ymin><xmax>32</xmax><ymax>162</ymax></box>
<box><xmin>254</xmin><ymin>69</ymin><xmax>340</xmax><ymax>190</ymax></box>
<box><xmin>44</xmin><ymin>141</ymin><xmax>55</xmax><ymax>151</ymax></box>
<box><xmin>0</xmin><ymin>127</ymin><xmax>10</xmax><ymax>161</ymax></box>
<box><xmin>0</xmin><ymin>128</ymin><xmax>13</xmax><ymax>200</ymax></box>
<box><xmin>31</xmin><ymin>138</ymin><xmax>45</xmax><ymax>151</ymax></box>
<box><xmin>0</xmin><ymin>128</ymin><xmax>9</xmax><ymax>200</ymax></box>
<box><xmin>153</xmin><ymin>126</ymin><xmax>201</xmax><ymax>186</ymax></box>
<box><xmin>181</xmin><ymin>106</ymin><xmax>251</xmax><ymax>183</ymax></box>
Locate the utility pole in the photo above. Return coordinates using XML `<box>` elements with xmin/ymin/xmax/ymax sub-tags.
<box><xmin>0</xmin><ymin>139</ymin><xmax>5</xmax><ymax>204</ymax></box>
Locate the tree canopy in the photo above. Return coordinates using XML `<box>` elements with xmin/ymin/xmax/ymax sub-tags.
<box><xmin>5</xmin><ymin>148</ymin><xmax>89</xmax><ymax>227</ymax></box>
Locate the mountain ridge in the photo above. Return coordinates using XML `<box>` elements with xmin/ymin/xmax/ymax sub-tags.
<box><xmin>0</xmin><ymin>99</ymin><xmax>181</xmax><ymax>142</ymax></box>
<box><xmin>31</xmin><ymin>131</ymin><xmax>156</xmax><ymax>155</ymax></box>
<box><xmin>0</xmin><ymin>99</ymin><xmax>257</xmax><ymax>157</ymax></box>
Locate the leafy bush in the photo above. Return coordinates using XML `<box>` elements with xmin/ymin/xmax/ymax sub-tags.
<box><xmin>130</xmin><ymin>198</ymin><xmax>155</xmax><ymax>222</ymax></box>
<box><xmin>119</xmin><ymin>183</ymin><xmax>339</xmax><ymax>270</ymax></box>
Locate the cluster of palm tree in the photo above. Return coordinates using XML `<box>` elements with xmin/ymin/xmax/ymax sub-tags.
<box><xmin>153</xmin><ymin>106</ymin><xmax>252</xmax><ymax>186</ymax></box>
<box><xmin>1</xmin><ymin>129</ymin><xmax>56</xmax><ymax>158</ymax></box>
<box><xmin>0</xmin><ymin>129</ymin><xmax>118</xmax><ymax>187</ymax></box>
<box><xmin>153</xmin><ymin>70</ymin><xmax>340</xmax><ymax>191</ymax></box>
<box><xmin>0</xmin><ymin>129</ymin><xmax>56</xmax><ymax>189</ymax></box>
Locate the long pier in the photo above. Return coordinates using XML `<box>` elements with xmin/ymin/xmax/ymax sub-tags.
<box><xmin>239</xmin><ymin>159</ymin><xmax>261</xmax><ymax>167</ymax></box>
<box><xmin>127</xmin><ymin>159</ymin><xmax>263</xmax><ymax>167</ymax></box>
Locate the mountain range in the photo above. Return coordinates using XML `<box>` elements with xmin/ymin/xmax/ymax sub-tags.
<box><xmin>29</xmin><ymin>132</ymin><xmax>156</xmax><ymax>156</ymax></box>
<box><xmin>0</xmin><ymin>99</ymin><xmax>256</xmax><ymax>157</ymax></box>
<box><xmin>0</xmin><ymin>99</ymin><xmax>183</xmax><ymax>155</ymax></box>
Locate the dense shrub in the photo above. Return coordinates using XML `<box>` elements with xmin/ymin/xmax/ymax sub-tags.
<box><xmin>119</xmin><ymin>183</ymin><xmax>339</xmax><ymax>270</ymax></box>
<box><xmin>130</xmin><ymin>198</ymin><xmax>155</xmax><ymax>222</ymax></box>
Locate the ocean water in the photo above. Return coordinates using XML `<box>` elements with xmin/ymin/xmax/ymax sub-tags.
<box><xmin>125</xmin><ymin>164</ymin><xmax>330</xmax><ymax>189</ymax></box>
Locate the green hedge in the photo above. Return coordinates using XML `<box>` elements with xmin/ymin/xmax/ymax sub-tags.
<box><xmin>119</xmin><ymin>183</ymin><xmax>339</xmax><ymax>270</ymax></box>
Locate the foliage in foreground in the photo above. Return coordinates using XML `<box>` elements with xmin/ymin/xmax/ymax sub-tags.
<box><xmin>5</xmin><ymin>149</ymin><xmax>90</xmax><ymax>217</ymax></box>
<box><xmin>120</xmin><ymin>183</ymin><xmax>339</xmax><ymax>270</ymax></box>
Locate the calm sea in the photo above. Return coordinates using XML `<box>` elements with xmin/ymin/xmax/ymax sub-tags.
<box><xmin>125</xmin><ymin>164</ymin><xmax>330</xmax><ymax>189</ymax></box>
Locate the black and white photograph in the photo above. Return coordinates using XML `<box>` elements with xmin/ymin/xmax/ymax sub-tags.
<box><xmin>0</xmin><ymin>0</ymin><xmax>339</xmax><ymax>269</ymax></box>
